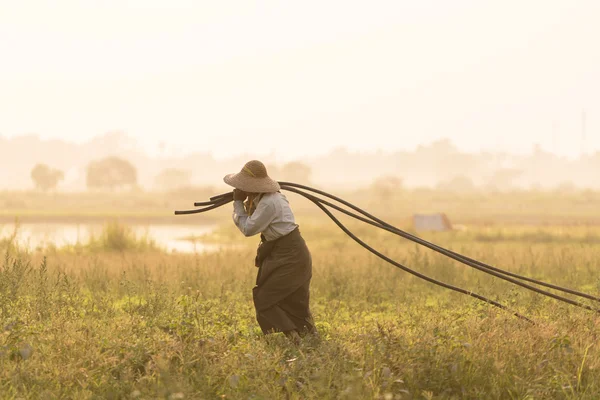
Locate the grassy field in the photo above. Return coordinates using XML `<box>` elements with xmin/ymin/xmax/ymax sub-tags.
<box><xmin>1</xmin><ymin>205</ymin><xmax>600</xmax><ymax>399</ymax></box>
<box><xmin>2</xmin><ymin>188</ymin><xmax>600</xmax><ymax>399</ymax></box>
<box><xmin>3</xmin><ymin>186</ymin><xmax>600</xmax><ymax>225</ymax></box>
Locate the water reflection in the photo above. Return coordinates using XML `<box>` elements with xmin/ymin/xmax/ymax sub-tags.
<box><xmin>0</xmin><ymin>223</ymin><xmax>219</xmax><ymax>253</ymax></box>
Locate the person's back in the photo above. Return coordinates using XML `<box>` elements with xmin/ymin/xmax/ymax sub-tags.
<box><xmin>233</xmin><ymin>191</ymin><xmax>297</xmax><ymax>241</ymax></box>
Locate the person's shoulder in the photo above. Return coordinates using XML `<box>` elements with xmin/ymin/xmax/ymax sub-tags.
<box><xmin>261</xmin><ymin>192</ymin><xmax>287</xmax><ymax>206</ymax></box>
<box><xmin>259</xmin><ymin>192</ymin><xmax>278</xmax><ymax>206</ymax></box>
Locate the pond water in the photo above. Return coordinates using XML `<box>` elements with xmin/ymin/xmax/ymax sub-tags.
<box><xmin>0</xmin><ymin>222</ymin><xmax>220</xmax><ymax>253</ymax></box>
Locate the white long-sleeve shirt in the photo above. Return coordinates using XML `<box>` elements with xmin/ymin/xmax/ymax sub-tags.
<box><xmin>233</xmin><ymin>192</ymin><xmax>298</xmax><ymax>241</ymax></box>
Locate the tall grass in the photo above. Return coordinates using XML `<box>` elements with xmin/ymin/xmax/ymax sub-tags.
<box><xmin>86</xmin><ymin>222</ymin><xmax>160</xmax><ymax>252</ymax></box>
<box><xmin>0</xmin><ymin>225</ymin><xmax>19</xmax><ymax>254</ymax></box>
<box><xmin>0</xmin><ymin>221</ymin><xmax>162</xmax><ymax>254</ymax></box>
<box><xmin>1</xmin><ymin>221</ymin><xmax>600</xmax><ymax>398</ymax></box>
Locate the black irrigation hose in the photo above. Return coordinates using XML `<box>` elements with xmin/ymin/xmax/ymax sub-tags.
<box><xmin>280</xmin><ymin>186</ymin><xmax>600</xmax><ymax>315</ymax></box>
<box><xmin>194</xmin><ymin>198</ymin><xmax>227</xmax><ymax>207</ymax></box>
<box><xmin>279</xmin><ymin>182</ymin><xmax>600</xmax><ymax>305</ymax></box>
<box><xmin>300</xmin><ymin>192</ymin><xmax>534</xmax><ymax>323</ymax></box>
<box><xmin>209</xmin><ymin>192</ymin><xmax>233</xmax><ymax>202</ymax></box>
<box><xmin>177</xmin><ymin>190</ymin><xmax>533</xmax><ymax>322</ymax></box>
<box><xmin>174</xmin><ymin>183</ymin><xmax>600</xmax><ymax>316</ymax></box>
<box><xmin>174</xmin><ymin>198</ymin><xmax>232</xmax><ymax>215</ymax></box>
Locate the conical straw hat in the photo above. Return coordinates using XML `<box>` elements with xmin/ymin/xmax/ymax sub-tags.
<box><xmin>223</xmin><ymin>160</ymin><xmax>280</xmax><ymax>193</ymax></box>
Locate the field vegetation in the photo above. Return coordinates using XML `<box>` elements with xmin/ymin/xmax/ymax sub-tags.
<box><xmin>3</xmin><ymin>186</ymin><xmax>600</xmax><ymax>224</ymax></box>
<box><xmin>1</xmin><ymin>189</ymin><xmax>600</xmax><ymax>399</ymax></box>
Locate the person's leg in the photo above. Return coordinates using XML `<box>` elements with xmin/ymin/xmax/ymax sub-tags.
<box><xmin>256</xmin><ymin>305</ymin><xmax>296</xmax><ymax>334</ymax></box>
<box><xmin>276</xmin><ymin>281</ymin><xmax>317</xmax><ymax>338</ymax></box>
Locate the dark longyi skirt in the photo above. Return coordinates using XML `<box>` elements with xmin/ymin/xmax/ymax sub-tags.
<box><xmin>252</xmin><ymin>227</ymin><xmax>316</xmax><ymax>334</ymax></box>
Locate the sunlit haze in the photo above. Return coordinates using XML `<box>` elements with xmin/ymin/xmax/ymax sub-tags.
<box><xmin>1</xmin><ymin>1</ymin><xmax>599</xmax><ymax>161</ymax></box>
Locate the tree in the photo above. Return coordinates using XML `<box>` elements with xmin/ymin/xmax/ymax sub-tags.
<box><xmin>86</xmin><ymin>157</ymin><xmax>137</xmax><ymax>190</ymax></box>
<box><xmin>370</xmin><ymin>175</ymin><xmax>404</xmax><ymax>200</ymax></box>
<box><xmin>154</xmin><ymin>168</ymin><xmax>192</xmax><ymax>190</ymax></box>
<box><xmin>279</xmin><ymin>162</ymin><xmax>312</xmax><ymax>183</ymax></box>
<box><xmin>30</xmin><ymin>164</ymin><xmax>64</xmax><ymax>191</ymax></box>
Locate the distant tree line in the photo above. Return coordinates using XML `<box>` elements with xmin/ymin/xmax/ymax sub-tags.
<box><xmin>30</xmin><ymin>156</ymin><xmax>138</xmax><ymax>191</ymax></box>
<box><xmin>12</xmin><ymin>133</ymin><xmax>600</xmax><ymax>191</ymax></box>
<box><xmin>30</xmin><ymin>157</ymin><xmax>314</xmax><ymax>192</ymax></box>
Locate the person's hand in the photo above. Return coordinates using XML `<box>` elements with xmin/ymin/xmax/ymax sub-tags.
<box><xmin>233</xmin><ymin>189</ymin><xmax>248</xmax><ymax>201</ymax></box>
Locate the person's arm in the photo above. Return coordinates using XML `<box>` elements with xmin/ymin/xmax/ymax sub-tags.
<box><xmin>233</xmin><ymin>198</ymin><xmax>276</xmax><ymax>237</ymax></box>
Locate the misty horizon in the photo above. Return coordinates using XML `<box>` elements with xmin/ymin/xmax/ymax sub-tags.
<box><xmin>2</xmin><ymin>132</ymin><xmax>600</xmax><ymax>192</ymax></box>
<box><xmin>1</xmin><ymin>130</ymin><xmax>598</xmax><ymax>162</ymax></box>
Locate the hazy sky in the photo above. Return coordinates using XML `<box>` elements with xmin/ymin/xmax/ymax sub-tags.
<box><xmin>1</xmin><ymin>1</ymin><xmax>599</xmax><ymax>161</ymax></box>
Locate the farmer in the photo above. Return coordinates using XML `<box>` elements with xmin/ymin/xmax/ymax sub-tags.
<box><xmin>224</xmin><ymin>160</ymin><xmax>317</xmax><ymax>344</ymax></box>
